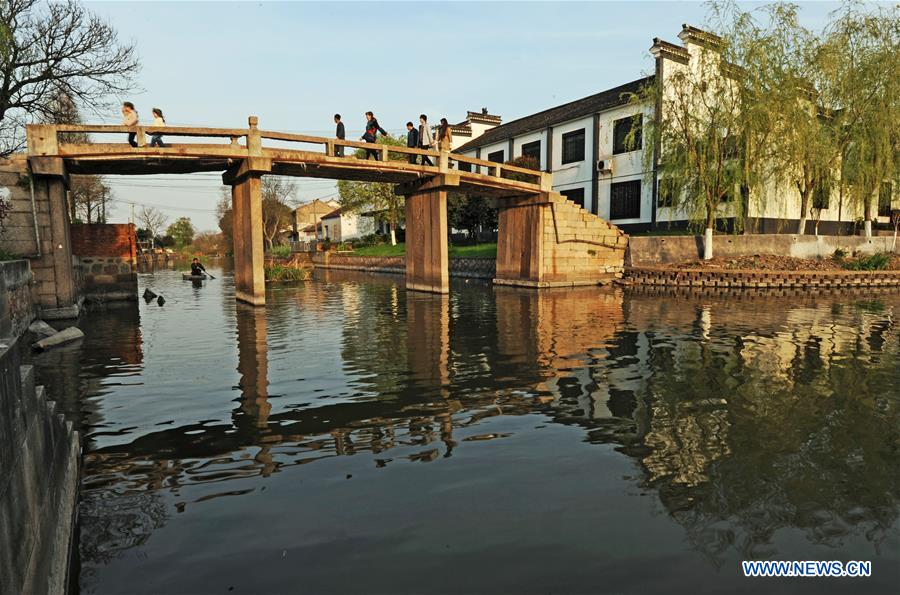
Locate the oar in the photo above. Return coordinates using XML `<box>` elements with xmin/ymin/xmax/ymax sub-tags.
<box><xmin>204</xmin><ymin>269</ymin><xmax>215</xmax><ymax>280</ymax></box>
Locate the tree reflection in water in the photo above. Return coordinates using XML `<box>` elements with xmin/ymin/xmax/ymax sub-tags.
<box><xmin>35</xmin><ymin>274</ymin><xmax>899</xmax><ymax>584</ymax></box>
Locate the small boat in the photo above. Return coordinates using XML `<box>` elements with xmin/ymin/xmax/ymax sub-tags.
<box><xmin>182</xmin><ymin>273</ymin><xmax>207</xmax><ymax>281</ymax></box>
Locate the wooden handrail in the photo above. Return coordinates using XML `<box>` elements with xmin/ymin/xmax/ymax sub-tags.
<box><xmin>29</xmin><ymin>122</ymin><xmax>549</xmax><ymax>190</ymax></box>
<box><xmin>451</xmin><ymin>153</ymin><xmax>541</xmax><ymax>178</ymax></box>
<box><xmin>260</xmin><ymin>129</ymin><xmax>441</xmax><ymax>158</ymax></box>
<box><xmin>54</xmin><ymin>124</ymin><xmax>249</xmax><ymax>137</ymax></box>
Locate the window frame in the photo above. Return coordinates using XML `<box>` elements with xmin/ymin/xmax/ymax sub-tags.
<box><xmin>487</xmin><ymin>149</ymin><xmax>505</xmax><ymax>164</ymax></box>
<box><xmin>610</xmin><ymin>179</ymin><xmax>641</xmax><ymax>220</ymax></box>
<box><xmin>561</xmin><ymin>129</ymin><xmax>586</xmax><ymax>165</ymax></box>
<box><xmin>613</xmin><ymin>114</ymin><xmax>642</xmax><ymax>155</ymax></box>
<box><xmin>521</xmin><ymin>140</ymin><xmax>541</xmax><ymax>162</ymax></box>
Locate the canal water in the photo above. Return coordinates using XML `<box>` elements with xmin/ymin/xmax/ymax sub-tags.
<box><xmin>30</xmin><ymin>266</ymin><xmax>899</xmax><ymax>594</ymax></box>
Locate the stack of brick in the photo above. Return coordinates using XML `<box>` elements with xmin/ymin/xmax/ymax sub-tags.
<box><xmin>541</xmin><ymin>192</ymin><xmax>628</xmax><ymax>284</ymax></box>
<box><xmin>625</xmin><ymin>266</ymin><xmax>900</xmax><ymax>288</ymax></box>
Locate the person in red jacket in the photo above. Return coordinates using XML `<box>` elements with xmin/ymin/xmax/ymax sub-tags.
<box><xmin>361</xmin><ymin>111</ymin><xmax>388</xmax><ymax>160</ymax></box>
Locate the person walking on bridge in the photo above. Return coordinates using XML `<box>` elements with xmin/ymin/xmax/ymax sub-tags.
<box><xmin>334</xmin><ymin>114</ymin><xmax>345</xmax><ymax>157</ymax></box>
<box><xmin>405</xmin><ymin>122</ymin><xmax>419</xmax><ymax>164</ymax></box>
<box><xmin>437</xmin><ymin>118</ymin><xmax>452</xmax><ymax>151</ymax></box>
<box><xmin>122</xmin><ymin>102</ymin><xmax>139</xmax><ymax>147</ymax></box>
<box><xmin>418</xmin><ymin>114</ymin><xmax>434</xmax><ymax>166</ymax></box>
<box><xmin>149</xmin><ymin>108</ymin><xmax>167</xmax><ymax>148</ymax></box>
<box><xmin>361</xmin><ymin>111</ymin><xmax>388</xmax><ymax>160</ymax></box>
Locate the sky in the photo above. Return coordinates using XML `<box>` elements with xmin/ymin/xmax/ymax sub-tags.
<box><xmin>84</xmin><ymin>1</ymin><xmax>842</xmax><ymax>231</ymax></box>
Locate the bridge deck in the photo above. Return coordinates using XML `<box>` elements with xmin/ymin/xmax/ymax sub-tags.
<box><xmin>26</xmin><ymin>118</ymin><xmax>550</xmax><ymax>198</ymax></box>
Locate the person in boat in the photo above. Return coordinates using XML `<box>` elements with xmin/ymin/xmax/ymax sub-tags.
<box><xmin>190</xmin><ymin>258</ymin><xmax>207</xmax><ymax>277</ymax></box>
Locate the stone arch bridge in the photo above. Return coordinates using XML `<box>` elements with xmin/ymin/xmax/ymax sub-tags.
<box><xmin>24</xmin><ymin>117</ymin><xmax>627</xmax><ymax>306</ymax></box>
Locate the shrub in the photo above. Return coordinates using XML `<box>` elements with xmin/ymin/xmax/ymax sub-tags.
<box><xmin>264</xmin><ymin>264</ymin><xmax>311</xmax><ymax>282</ymax></box>
<box><xmin>353</xmin><ymin>233</ymin><xmax>387</xmax><ymax>248</ymax></box>
<box><xmin>269</xmin><ymin>244</ymin><xmax>292</xmax><ymax>258</ymax></box>
<box><xmin>831</xmin><ymin>247</ymin><xmax>847</xmax><ymax>261</ymax></box>
<box><xmin>501</xmin><ymin>155</ymin><xmax>541</xmax><ymax>183</ymax></box>
<box><xmin>843</xmin><ymin>252</ymin><xmax>891</xmax><ymax>271</ymax></box>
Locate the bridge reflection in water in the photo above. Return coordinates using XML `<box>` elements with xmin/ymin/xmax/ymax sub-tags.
<box><xmin>34</xmin><ymin>271</ymin><xmax>900</xmax><ymax>594</ymax></box>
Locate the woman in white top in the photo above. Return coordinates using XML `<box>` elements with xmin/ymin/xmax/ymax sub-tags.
<box><xmin>149</xmin><ymin>108</ymin><xmax>167</xmax><ymax>148</ymax></box>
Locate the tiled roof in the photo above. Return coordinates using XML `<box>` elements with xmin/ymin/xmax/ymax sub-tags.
<box><xmin>322</xmin><ymin>207</ymin><xmax>344</xmax><ymax>219</ymax></box>
<box><xmin>455</xmin><ymin>76</ymin><xmax>654</xmax><ymax>152</ymax></box>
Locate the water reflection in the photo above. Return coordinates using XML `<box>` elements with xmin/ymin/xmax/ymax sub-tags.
<box><xmin>31</xmin><ymin>272</ymin><xmax>900</xmax><ymax>593</ymax></box>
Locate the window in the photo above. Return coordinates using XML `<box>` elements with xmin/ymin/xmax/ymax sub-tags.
<box><xmin>488</xmin><ymin>150</ymin><xmax>505</xmax><ymax>163</ymax></box>
<box><xmin>610</xmin><ymin>180</ymin><xmax>641</xmax><ymax>219</ymax></box>
<box><xmin>458</xmin><ymin>161</ymin><xmax>472</xmax><ymax>172</ymax></box>
<box><xmin>613</xmin><ymin>114</ymin><xmax>642</xmax><ymax>155</ymax></box>
<box><xmin>878</xmin><ymin>182</ymin><xmax>893</xmax><ymax>217</ymax></box>
<box><xmin>521</xmin><ymin>140</ymin><xmax>541</xmax><ymax>161</ymax></box>
<box><xmin>560</xmin><ymin>188</ymin><xmax>585</xmax><ymax>209</ymax></box>
<box><xmin>561</xmin><ymin>129</ymin><xmax>585</xmax><ymax>164</ymax></box>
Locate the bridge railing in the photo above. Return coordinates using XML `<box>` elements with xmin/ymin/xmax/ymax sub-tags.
<box><xmin>27</xmin><ymin>119</ymin><xmax>549</xmax><ymax>188</ymax></box>
<box><xmin>28</xmin><ymin>123</ymin><xmax>250</xmax><ymax>155</ymax></box>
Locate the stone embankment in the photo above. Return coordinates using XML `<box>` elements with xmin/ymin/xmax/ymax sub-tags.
<box><xmin>0</xmin><ymin>259</ymin><xmax>80</xmax><ymax>595</ymax></box>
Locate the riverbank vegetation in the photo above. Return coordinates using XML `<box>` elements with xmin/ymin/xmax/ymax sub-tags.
<box><xmin>669</xmin><ymin>252</ymin><xmax>899</xmax><ymax>272</ymax></box>
<box><xmin>264</xmin><ymin>263</ymin><xmax>311</xmax><ymax>282</ymax></box>
<box><xmin>351</xmin><ymin>243</ymin><xmax>498</xmax><ymax>259</ymax></box>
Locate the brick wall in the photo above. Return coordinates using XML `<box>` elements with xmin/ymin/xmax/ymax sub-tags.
<box><xmin>541</xmin><ymin>195</ymin><xmax>628</xmax><ymax>283</ymax></box>
<box><xmin>70</xmin><ymin>223</ymin><xmax>136</xmax><ymax>259</ymax></box>
<box><xmin>70</xmin><ymin>224</ymin><xmax>137</xmax><ymax>301</ymax></box>
<box><xmin>495</xmin><ymin>192</ymin><xmax>628</xmax><ymax>287</ymax></box>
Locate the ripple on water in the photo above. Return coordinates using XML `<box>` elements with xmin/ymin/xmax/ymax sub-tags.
<box><xmin>28</xmin><ymin>269</ymin><xmax>900</xmax><ymax>595</ymax></box>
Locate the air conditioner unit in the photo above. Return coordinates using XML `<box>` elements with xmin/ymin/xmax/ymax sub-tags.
<box><xmin>596</xmin><ymin>159</ymin><xmax>613</xmax><ymax>174</ymax></box>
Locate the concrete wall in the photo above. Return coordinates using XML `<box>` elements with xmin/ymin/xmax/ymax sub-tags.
<box><xmin>70</xmin><ymin>224</ymin><xmax>138</xmax><ymax>302</ymax></box>
<box><xmin>307</xmin><ymin>253</ymin><xmax>497</xmax><ymax>279</ymax></box>
<box><xmin>0</xmin><ymin>344</ymin><xmax>80</xmax><ymax>595</ymax></box>
<box><xmin>0</xmin><ymin>260</ymin><xmax>36</xmax><ymax>340</ymax></box>
<box><xmin>626</xmin><ymin>234</ymin><xmax>900</xmax><ymax>267</ymax></box>
<box><xmin>0</xmin><ymin>259</ymin><xmax>79</xmax><ymax>595</ymax></box>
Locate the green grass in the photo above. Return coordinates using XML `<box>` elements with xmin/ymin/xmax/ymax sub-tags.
<box><xmin>351</xmin><ymin>243</ymin><xmax>498</xmax><ymax>259</ymax></box>
<box><xmin>449</xmin><ymin>243</ymin><xmax>497</xmax><ymax>258</ymax></box>
<box><xmin>352</xmin><ymin>243</ymin><xmax>406</xmax><ymax>257</ymax></box>
<box><xmin>0</xmin><ymin>248</ymin><xmax>21</xmax><ymax>262</ymax></box>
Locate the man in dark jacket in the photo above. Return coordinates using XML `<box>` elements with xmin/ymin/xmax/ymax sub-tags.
<box><xmin>362</xmin><ymin>111</ymin><xmax>388</xmax><ymax>160</ymax></box>
<box><xmin>406</xmin><ymin>122</ymin><xmax>419</xmax><ymax>164</ymax></box>
<box><xmin>334</xmin><ymin>114</ymin><xmax>345</xmax><ymax>157</ymax></box>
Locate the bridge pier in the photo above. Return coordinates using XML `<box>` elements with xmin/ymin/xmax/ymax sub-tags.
<box><xmin>230</xmin><ymin>172</ymin><xmax>266</xmax><ymax>306</ymax></box>
<box><xmin>404</xmin><ymin>188</ymin><xmax>449</xmax><ymax>294</ymax></box>
<box><xmin>25</xmin><ymin>153</ymin><xmax>79</xmax><ymax>317</ymax></box>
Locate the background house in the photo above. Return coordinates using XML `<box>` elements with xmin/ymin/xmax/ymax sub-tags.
<box><xmin>320</xmin><ymin>207</ymin><xmax>376</xmax><ymax>242</ymax></box>
<box><xmin>454</xmin><ymin>25</ymin><xmax>897</xmax><ymax>234</ymax></box>
<box><xmin>290</xmin><ymin>199</ymin><xmax>339</xmax><ymax>241</ymax></box>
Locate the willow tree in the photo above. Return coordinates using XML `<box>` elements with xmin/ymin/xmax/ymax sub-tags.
<box><xmin>729</xmin><ymin>3</ymin><xmax>840</xmax><ymax>235</ymax></box>
<box><xmin>337</xmin><ymin>135</ymin><xmax>408</xmax><ymax>245</ymax></box>
<box><xmin>632</xmin><ymin>28</ymin><xmax>750</xmax><ymax>259</ymax></box>
<box><xmin>820</xmin><ymin>3</ymin><xmax>899</xmax><ymax>237</ymax></box>
<box><xmin>0</xmin><ymin>0</ymin><xmax>139</xmax><ymax>155</ymax></box>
